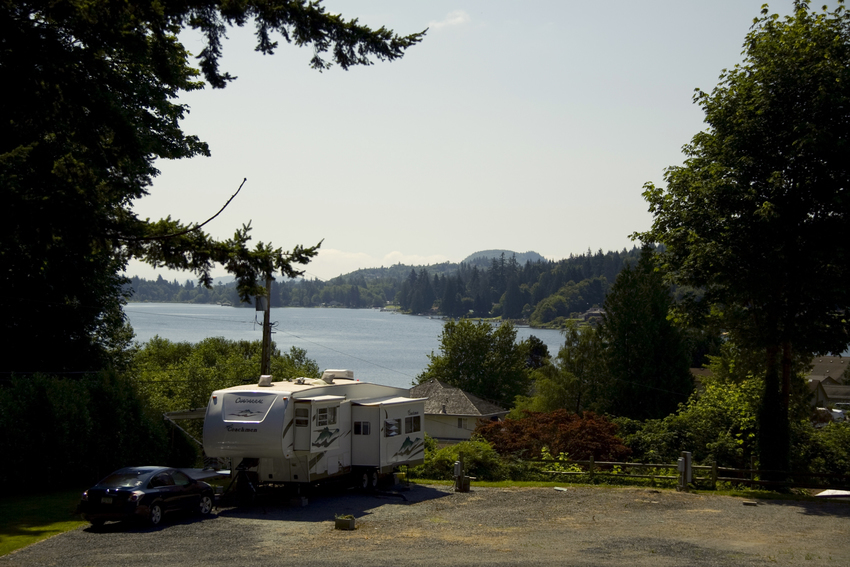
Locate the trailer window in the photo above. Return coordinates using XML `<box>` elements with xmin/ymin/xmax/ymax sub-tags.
<box><xmin>405</xmin><ymin>415</ymin><xmax>421</xmax><ymax>434</ymax></box>
<box><xmin>384</xmin><ymin>418</ymin><xmax>401</xmax><ymax>437</ymax></box>
<box><xmin>317</xmin><ymin>406</ymin><xmax>337</xmax><ymax>427</ymax></box>
<box><xmin>295</xmin><ymin>408</ymin><xmax>309</xmax><ymax>427</ymax></box>
<box><xmin>354</xmin><ymin>421</ymin><xmax>371</xmax><ymax>435</ymax></box>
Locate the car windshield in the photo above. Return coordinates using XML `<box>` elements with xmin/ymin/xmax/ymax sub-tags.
<box><xmin>98</xmin><ymin>471</ymin><xmax>152</xmax><ymax>488</ymax></box>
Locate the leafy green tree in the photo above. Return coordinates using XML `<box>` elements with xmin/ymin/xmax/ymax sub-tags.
<box><xmin>614</xmin><ymin>377</ymin><xmax>762</xmax><ymax>468</ymax></box>
<box><xmin>514</xmin><ymin>322</ymin><xmax>607</xmax><ymax>415</ymax></box>
<box><xmin>600</xmin><ymin>248</ymin><xmax>693</xmax><ymax>420</ymax></box>
<box><xmin>416</xmin><ymin>319</ymin><xmax>531</xmax><ymax>408</ymax></box>
<box><xmin>1</xmin><ymin>1</ymin><xmax>423</xmax><ymax>374</ymax></box>
<box><xmin>520</xmin><ymin>335</ymin><xmax>551</xmax><ymax>370</ymax></box>
<box><xmin>636</xmin><ymin>2</ymin><xmax>850</xmax><ymax>472</ymax></box>
<box><xmin>134</xmin><ymin>336</ymin><xmax>320</xmax><ymax>415</ymax></box>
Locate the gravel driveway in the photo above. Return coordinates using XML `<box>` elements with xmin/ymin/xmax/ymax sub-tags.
<box><xmin>3</xmin><ymin>484</ymin><xmax>849</xmax><ymax>566</ymax></box>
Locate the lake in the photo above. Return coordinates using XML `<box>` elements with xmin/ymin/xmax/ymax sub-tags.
<box><xmin>123</xmin><ymin>303</ymin><xmax>567</xmax><ymax>390</ymax></box>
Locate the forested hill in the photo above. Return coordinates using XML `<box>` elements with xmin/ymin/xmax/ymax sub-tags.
<box><xmin>125</xmin><ymin>246</ymin><xmax>644</xmax><ymax>327</ymax></box>
<box><xmin>462</xmin><ymin>250</ymin><xmax>547</xmax><ymax>267</ymax></box>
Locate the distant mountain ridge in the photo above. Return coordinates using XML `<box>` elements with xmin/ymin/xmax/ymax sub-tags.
<box><xmin>462</xmin><ymin>250</ymin><xmax>547</xmax><ymax>266</ymax></box>
<box><xmin>333</xmin><ymin>250</ymin><xmax>547</xmax><ymax>282</ymax></box>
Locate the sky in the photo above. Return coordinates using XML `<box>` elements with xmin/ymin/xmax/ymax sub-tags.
<box><xmin>125</xmin><ymin>1</ymin><xmax>820</xmax><ymax>283</ymax></box>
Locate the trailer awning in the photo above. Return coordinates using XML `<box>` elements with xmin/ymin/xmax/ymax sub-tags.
<box><xmin>295</xmin><ymin>394</ymin><xmax>346</xmax><ymax>402</ymax></box>
<box><xmin>354</xmin><ymin>396</ymin><xmax>427</xmax><ymax>406</ymax></box>
<box><xmin>163</xmin><ymin>407</ymin><xmax>207</xmax><ymax>420</ymax></box>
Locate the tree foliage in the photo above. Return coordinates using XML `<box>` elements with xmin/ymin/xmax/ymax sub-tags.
<box><xmin>476</xmin><ymin>409</ymin><xmax>631</xmax><ymax>462</ymax></box>
<box><xmin>409</xmin><ymin>436</ymin><xmax>511</xmax><ymax>481</ymax></box>
<box><xmin>636</xmin><ymin>1</ymin><xmax>850</xmax><ymax>471</ymax></box>
<box><xmin>0</xmin><ymin>371</ymin><xmax>195</xmax><ymax>489</ymax></box>
<box><xmin>1</xmin><ymin>1</ymin><xmax>423</xmax><ymax>374</ymax></box>
<box><xmin>415</xmin><ymin>320</ymin><xmax>533</xmax><ymax>408</ymax></box>
<box><xmin>600</xmin><ymin>248</ymin><xmax>693</xmax><ymax>420</ymax></box>
<box><xmin>514</xmin><ymin>321</ymin><xmax>607</xmax><ymax>415</ymax></box>
<box><xmin>134</xmin><ymin>336</ymin><xmax>320</xmax><ymax>416</ymax></box>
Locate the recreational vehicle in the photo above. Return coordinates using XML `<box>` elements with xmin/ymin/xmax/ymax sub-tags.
<box><xmin>203</xmin><ymin>370</ymin><xmax>426</xmax><ymax>488</ymax></box>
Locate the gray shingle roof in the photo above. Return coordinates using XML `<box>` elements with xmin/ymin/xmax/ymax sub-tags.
<box><xmin>410</xmin><ymin>379</ymin><xmax>508</xmax><ymax>417</ymax></box>
<box><xmin>809</xmin><ymin>356</ymin><xmax>849</xmax><ymax>380</ymax></box>
<box><xmin>822</xmin><ymin>384</ymin><xmax>850</xmax><ymax>402</ymax></box>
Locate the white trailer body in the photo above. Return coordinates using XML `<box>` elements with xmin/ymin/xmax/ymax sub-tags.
<box><xmin>203</xmin><ymin>371</ymin><xmax>426</xmax><ymax>485</ymax></box>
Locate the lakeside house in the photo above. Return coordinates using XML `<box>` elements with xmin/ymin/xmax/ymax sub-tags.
<box><xmin>808</xmin><ymin>356</ymin><xmax>850</xmax><ymax>408</ymax></box>
<box><xmin>410</xmin><ymin>379</ymin><xmax>509</xmax><ymax>444</ymax></box>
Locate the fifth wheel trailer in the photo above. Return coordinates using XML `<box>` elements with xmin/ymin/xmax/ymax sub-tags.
<box><xmin>203</xmin><ymin>370</ymin><xmax>426</xmax><ymax>488</ymax></box>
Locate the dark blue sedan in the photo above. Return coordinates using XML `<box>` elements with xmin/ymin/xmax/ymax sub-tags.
<box><xmin>79</xmin><ymin>466</ymin><xmax>214</xmax><ymax>526</ymax></box>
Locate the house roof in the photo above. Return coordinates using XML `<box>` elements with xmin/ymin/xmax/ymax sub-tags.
<box><xmin>822</xmin><ymin>384</ymin><xmax>850</xmax><ymax>402</ymax></box>
<box><xmin>808</xmin><ymin>375</ymin><xmax>839</xmax><ymax>386</ymax></box>
<box><xmin>410</xmin><ymin>379</ymin><xmax>508</xmax><ymax>417</ymax></box>
<box><xmin>809</xmin><ymin>356</ymin><xmax>849</xmax><ymax>381</ymax></box>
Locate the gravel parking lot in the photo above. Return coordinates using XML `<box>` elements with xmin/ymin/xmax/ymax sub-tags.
<box><xmin>3</xmin><ymin>484</ymin><xmax>850</xmax><ymax>567</ymax></box>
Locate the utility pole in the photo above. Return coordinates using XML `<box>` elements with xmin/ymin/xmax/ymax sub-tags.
<box><xmin>260</xmin><ymin>275</ymin><xmax>272</xmax><ymax>376</ymax></box>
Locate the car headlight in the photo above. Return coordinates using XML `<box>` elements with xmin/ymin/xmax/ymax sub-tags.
<box><xmin>81</xmin><ymin>491</ymin><xmax>89</xmax><ymax>501</ymax></box>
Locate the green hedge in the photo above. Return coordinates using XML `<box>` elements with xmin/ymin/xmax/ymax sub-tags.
<box><xmin>0</xmin><ymin>372</ymin><xmax>196</xmax><ymax>489</ymax></box>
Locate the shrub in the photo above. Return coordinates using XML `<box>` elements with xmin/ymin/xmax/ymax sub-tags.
<box><xmin>475</xmin><ymin>409</ymin><xmax>631</xmax><ymax>461</ymax></box>
<box><xmin>792</xmin><ymin>421</ymin><xmax>850</xmax><ymax>476</ymax></box>
<box><xmin>410</xmin><ymin>436</ymin><xmax>513</xmax><ymax>481</ymax></box>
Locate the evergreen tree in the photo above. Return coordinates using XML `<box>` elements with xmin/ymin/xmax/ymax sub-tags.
<box><xmin>600</xmin><ymin>248</ymin><xmax>693</xmax><ymax>420</ymax></box>
<box><xmin>501</xmin><ymin>276</ymin><xmax>524</xmax><ymax>320</ymax></box>
<box><xmin>1</xmin><ymin>1</ymin><xmax>422</xmax><ymax>374</ymax></box>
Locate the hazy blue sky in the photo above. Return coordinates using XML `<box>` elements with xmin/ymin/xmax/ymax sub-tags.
<box><xmin>126</xmin><ymin>1</ymin><xmax>819</xmax><ymax>282</ymax></box>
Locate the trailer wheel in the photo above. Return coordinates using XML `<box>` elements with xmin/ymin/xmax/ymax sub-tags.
<box><xmin>359</xmin><ymin>469</ymin><xmax>378</xmax><ymax>491</ymax></box>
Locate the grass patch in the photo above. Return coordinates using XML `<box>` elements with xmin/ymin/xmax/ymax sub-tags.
<box><xmin>691</xmin><ymin>487</ymin><xmax>825</xmax><ymax>502</ymax></box>
<box><xmin>0</xmin><ymin>489</ymin><xmax>88</xmax><ymax>557</ymax></box>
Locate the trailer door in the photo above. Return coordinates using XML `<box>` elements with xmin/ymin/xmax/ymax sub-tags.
<box><xmin>351</xmin><ymin>405</ymin><xmax>379</xmax><ymax>466</ymax></box>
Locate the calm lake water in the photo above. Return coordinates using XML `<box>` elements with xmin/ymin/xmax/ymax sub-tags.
<box><xmin>123</xmin><ymin>303</ymin><xmax>567</xmax><ymax>390</ymax></box>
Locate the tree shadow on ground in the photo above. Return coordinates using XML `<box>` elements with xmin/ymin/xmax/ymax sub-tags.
<box><xmin>212</xmin><ymin>482</ymin><xmax>452</xmax><ymax>523</ymax></box>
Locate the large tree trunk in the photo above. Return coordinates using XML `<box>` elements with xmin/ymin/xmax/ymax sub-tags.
<box><xmin>780</xmin><ymin>341</ymin><xmax>792</xmax><ymax>411</ymax></box>
<box><xmin>758</xmin><ymin>344</ymin><xmax>790</xmax><ymax>483</ymax></box>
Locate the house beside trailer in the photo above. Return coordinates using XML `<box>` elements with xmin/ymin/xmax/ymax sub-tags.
<box><xmin>203</xmin><ymin>370</ymin><xmax>426</xmax><ymax>488</ymax></box>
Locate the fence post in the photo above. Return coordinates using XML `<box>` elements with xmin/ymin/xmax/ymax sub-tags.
<box><xmin>588</xmin><ymin>455</ymin><xmax>595</xmax><ymax>483</ymax></box>
<box><xmin>711</xmin><ymin>461</ymin><xmax>717</xmax><ymax>491</ymax></box>
<box><xmin>678</xmin><ymin>451</ymin><xmax>692</xmax><ymax>492</ymax></box>
<box><xmin>750</xmin><ymin>455</ymin><xmax>757</xmax><ymax>486</ymax></box>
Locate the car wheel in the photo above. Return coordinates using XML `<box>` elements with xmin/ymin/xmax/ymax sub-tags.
<box><xmin>149</xmin><ymin>503</ymin><xmax>164</xmax><ymax>526</ymax></box>
<box><xmin>199</xmin><ymin>494</ymin><xmax>213</xmax><ymax>515</ymax></box>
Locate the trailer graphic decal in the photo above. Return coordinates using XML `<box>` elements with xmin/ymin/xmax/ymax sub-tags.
<box><xmin>312</xmin><ymin>427</ymin><xmax>341</xmax><ymax>448</ymax></box>
<box><xmin>227</xmin><ymin>408</ymin><xmax>266</xmax><ymax>420</ymax></box>
<box><xmin>392</xmin><ymin>436</ymin><xmax>424</xmax><ymax>459</ymax></box>
<box><xmin>309</xmin><ymin>452</ymin><xmax>325</xmax><ymax>471</ymax></box>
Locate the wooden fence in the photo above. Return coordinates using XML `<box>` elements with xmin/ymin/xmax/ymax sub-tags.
<box><xmin>523</xmin><ymin>455</ymin><xmax>850</xmax><ymax>491</ymax></box>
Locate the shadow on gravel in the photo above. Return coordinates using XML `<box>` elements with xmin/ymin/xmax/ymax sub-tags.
<box><xmin>213</xmin><ymin>483</ymin><xmax>451</xmax><ymax>523</ymax></box>
<box><xmin>83</xmin><ymin>510</ymin><xmax>217</xmax><ymax>533</ymax></box>
<box><xmin>749</xmin><ymin>498</ymin><xmax>850</xmax><ymax>518</ymax></box>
